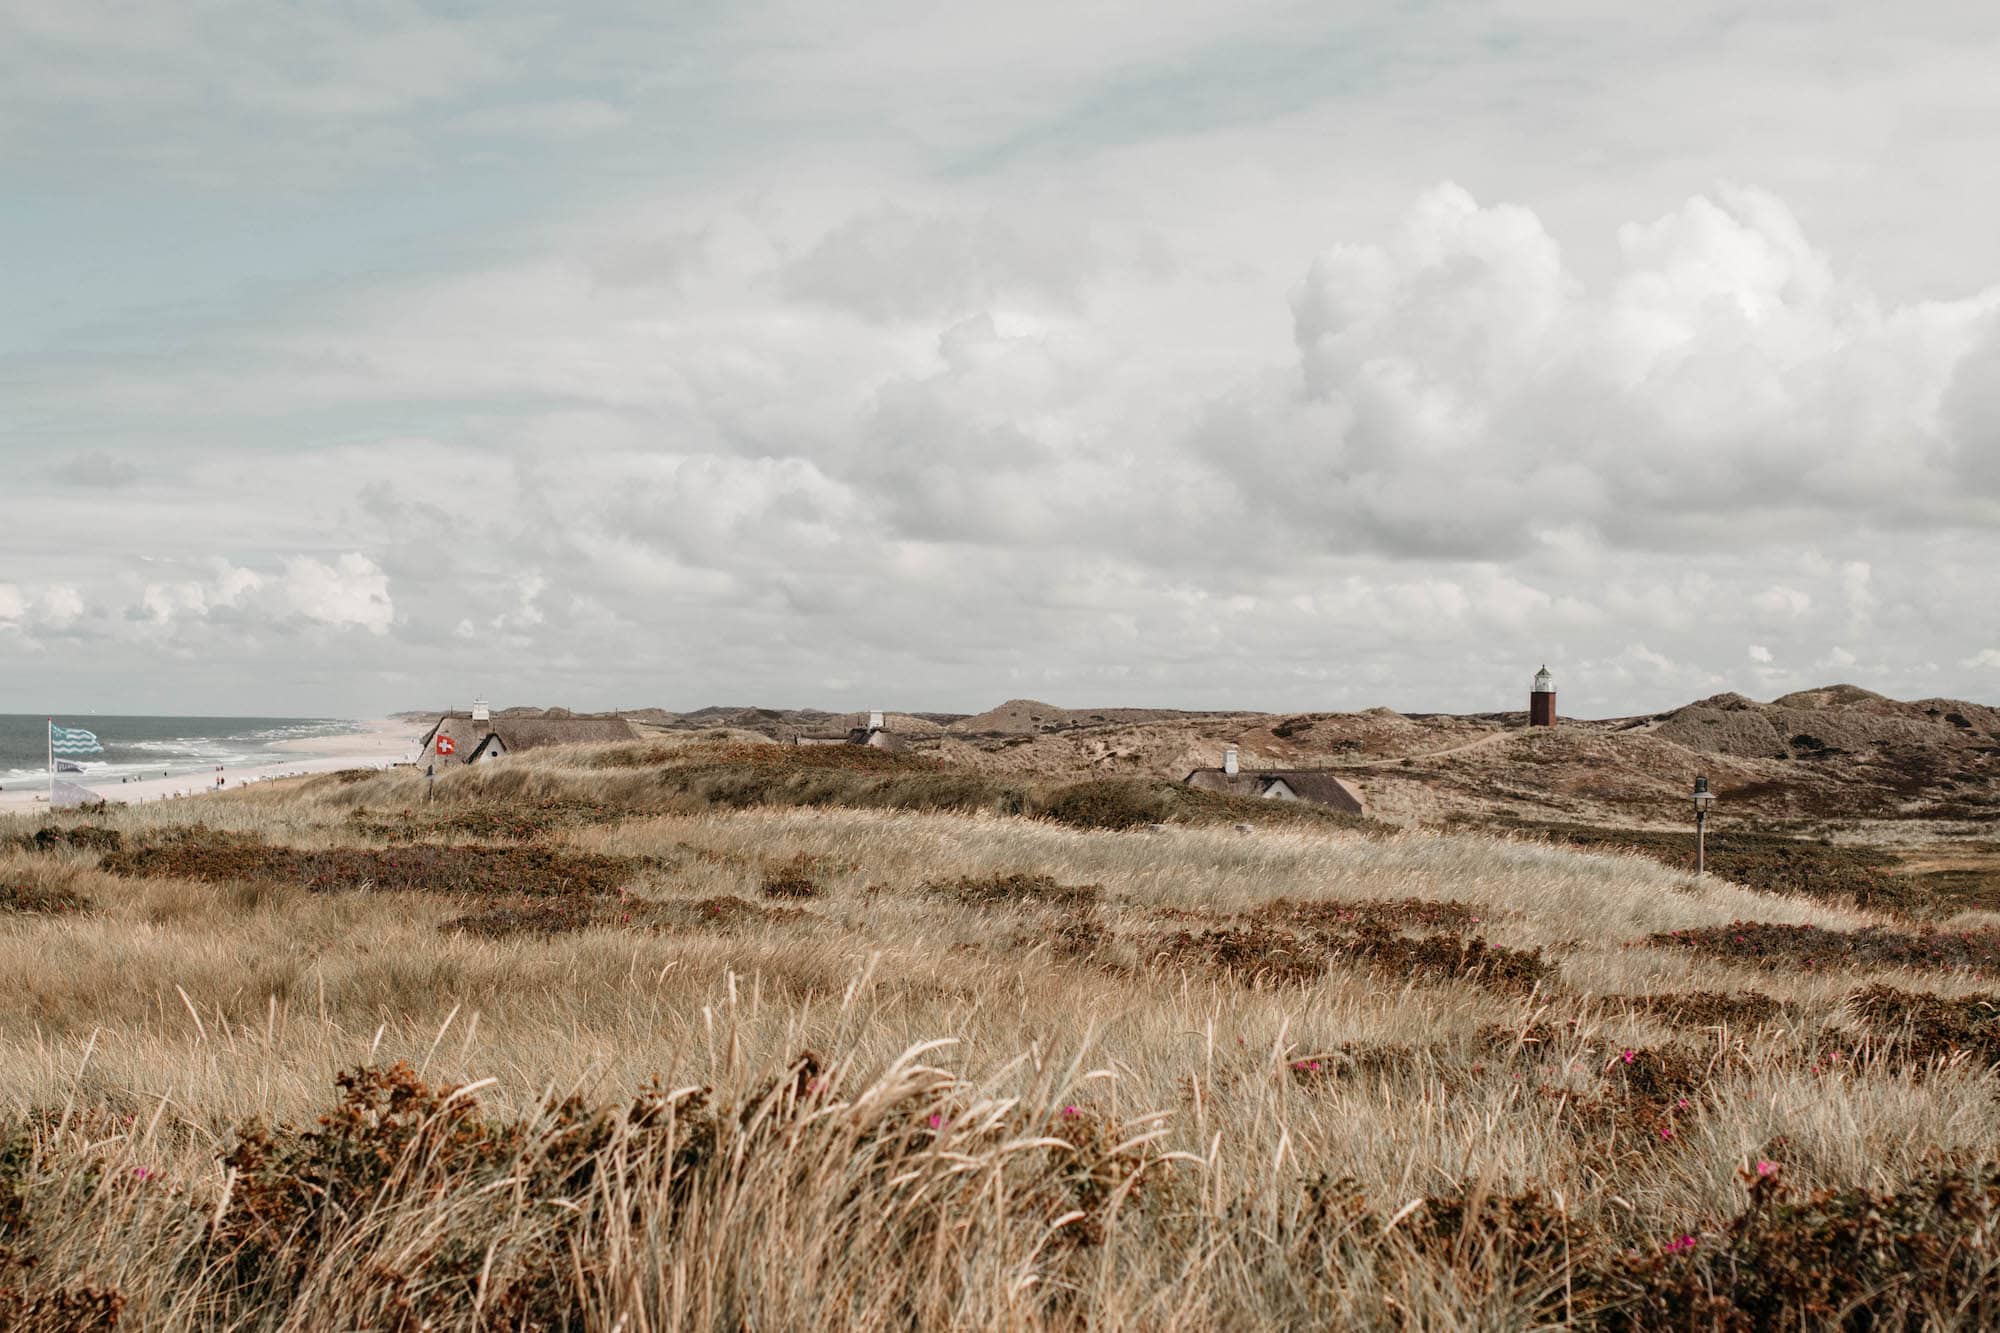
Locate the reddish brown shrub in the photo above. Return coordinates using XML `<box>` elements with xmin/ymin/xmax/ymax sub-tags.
<box><xmin>1613</xmin><ymin>990</ymin><xmax>1790</xmax><ymax>1029</ymax></box>
<box><xmin>1288</xmin><ymin>1042</ymin><xmax>1456</xmax><ymax>1089</ymax></box>
<box><xmin>1648</xmin><ymin>921</ymin><xmax>2000</xmax><ymax>975</ymax></box>
<box><xmin>1598</xmin><ymin>1165</ymin><xmax>2000</xmax><ymax>1329</ymax></box>
<box><xmin>349</xmin><ymin>798</ymin><xmax>621</xmax><ymax>843</ymax></box>
<box><xmin>1253</xmin><ymin>896</ymin><xmax>1488</xmax><ymax>933</ymax></box>
<box><xmin>1336</xmin><ymin>928</ymin><xmax>1556</xmax><ymax>993</ymax></box>
<box><xmin>1845</xmin><ymin>984</ymin><xmax>2000</xmax><ymax>1065</ymax></box>
<box><xmin>444</xmin><ymin>893</ymin><xmax>816</xmax><ymax>939</ymax></box>
<box><xmin>0</xmin><ymin>878</ymin><xmax>91</xmax><ymax>916</ymax></box>
<box><xmin>923</xmin><ymin>872</ymin><xmax>1102</xmax><ymax>909</ymax></box>
<box><xmin>1152</xmin><ymin>923</ymin><xmax>1330</xmax><ymax>985</ymax></box>
<box><xmin>760</xmin><ymin>852</ymin><xmax>826</xmax><ymax>899</ymax></box>
<box><xmin>5</xmin><ymin>824</ymin><xmax>123</xmax><ymax>855</ymax></box>
<box><xmin>1279</xmin><ymin>1161</ymin><xmax>2000</xmax><ymax>1328</ymax></box>
<box><xmin>1151</xmin><ymin>923</ymin><xmax>1555</xmax><ymax>993</ymax></box>
<box><xmin>0</xmin><ymin>1286</ymin><xmax>127</xmax><ymax>1331</ymax></box>
<box><xmin>102</xmin><ymin>827</ymin><xmax>636</xmax><ymax>897</ymax></box>
<box><xmin>216</xmin><ymin>1062</ymin><xmax>720</xmax><ymax>1326</ymax></box>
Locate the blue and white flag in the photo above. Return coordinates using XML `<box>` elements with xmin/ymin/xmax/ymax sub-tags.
<box><xmin>50</xmin><ymin>724</ymin><xmax>104</xmax><ymax>757</ymax></box>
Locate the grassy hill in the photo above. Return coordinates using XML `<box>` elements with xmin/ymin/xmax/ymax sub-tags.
<box><xmin>5</xmin><ymin>732</ymin><xmax>2000</xmax><ymax>1325</ymax></box>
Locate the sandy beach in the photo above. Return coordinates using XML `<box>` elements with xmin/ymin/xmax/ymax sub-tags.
<box><xmin>0</xmin><ymin>718</ymin><xmax>418</xmax><ymax>811</ymax></box>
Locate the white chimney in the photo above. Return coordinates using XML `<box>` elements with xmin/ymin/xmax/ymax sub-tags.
<box><xmin>472</xmin><ymin>696</ymin><xmax>489</xmax><ymax>723</ymax></box>
<box><xmin>1223</xmin><ymin>745</ymin><xmax>1239</xmax><ymax>776</ymax></box>
<box><xmin>868</xmin><ymin>710</ymin><xmax>885</xmax><ymax>732</ymax></box>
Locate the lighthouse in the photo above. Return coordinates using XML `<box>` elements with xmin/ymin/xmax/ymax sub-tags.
<box><xmin>1529</xmin><ymin>665</ymin><xmax>1557</xmax><ymax>728</ymax></box>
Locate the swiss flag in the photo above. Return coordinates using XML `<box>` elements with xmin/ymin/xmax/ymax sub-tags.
<box><xmin>436</xmin><ymin>734</ymin><xmax>457</xmax><ymax>756</ymax></box>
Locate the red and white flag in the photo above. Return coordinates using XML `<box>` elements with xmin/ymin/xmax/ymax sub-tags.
<box><xmin>436</xmin><ymin>734</ymin><xmax>457</xmax><ymax>756</ymax></box>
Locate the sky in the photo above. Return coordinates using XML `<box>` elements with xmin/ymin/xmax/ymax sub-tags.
<box><xmin>3</xmin><ymin>1</ymin><xmax>1998</xmax><ymax>720</ymax></box>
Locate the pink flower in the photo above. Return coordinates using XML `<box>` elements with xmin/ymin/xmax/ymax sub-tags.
<box><xmin>1659</xmin><ymin>1126</ymin><xmax>1674</xmax><ymax>1141</ymax></box>
<box><xmin>928</xmin><ymin>1113</ymin><xmax>944</xmax><ymax>1129</ymax></box>
<box><xmin>1664</xmin><ymin>1234</ymin><xmax>1698</xmax><ymax>1254</ymax></box>
<box><xmin>1675</xmin><ymin>1098</ymin><xmax>1690</xmax><ymax>1110</ymax></box>
<box><xmin>1061</xmin><ymin>1105</ymin><xmax>1081</xmax><ymax>1119</ymax></box>
<box><xmin>132</xmin><ymin>1167</ymin><xmax>153</xmax><ymax>1181</ymax></box>
<box><xmin>1621</xmin><ymin>1049</ymin><xmax>1636</xmax><ymax>1065</ymax></box>
<box><xmin>1756</xmin><ymin>1159</ymin><xmax>1779</xmax><ymax>1177</ymax></box>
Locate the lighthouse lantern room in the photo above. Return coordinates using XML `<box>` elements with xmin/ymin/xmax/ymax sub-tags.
<box><xmin>1529</xmin><ymin>666</ymin><xmax>1557</xmax><ymax>728</ymax></box>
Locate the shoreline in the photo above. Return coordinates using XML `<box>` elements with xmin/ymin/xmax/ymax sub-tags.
<box><xmin>0</xmin><ymin>718</ymin><xmax>416</xmax><ymax>811</ymax></box>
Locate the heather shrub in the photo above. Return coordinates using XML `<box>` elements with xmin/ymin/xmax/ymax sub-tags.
<box><xmin>101</xmin><ymin>826</ymin><xmax>637</xmax><ymax>896</ymax></box>
<box><xmin>1150</xmin><ymin>922</ymin><xmax>1555</xmax><ymax>992</ymax></box>
<box><xmin>1598</xmin><ymin>1165</ymin><xmax>2000</xmax><ymax>1329</ymax></box>
<box><xmin>921</xmin><ymin>872</ymin><xmax>1101</xmax><ymax>909</ymax></box>
<box><xmin>0</xmin><ymin>871</ymin><xmax>92</xmax><ymax>917</ymax></box>
<box><xmin>1649</xmin><ymin>920</ymin><xmax>2000</xmax><ymax>975</ymax></box>
<box><xmin>348</xmin><ymin>798</ymin><xmax>620</xmax><ymax>843</ymax></box>
<box><xmin>1611</xmin><ymin>990</ymin><xmax>1790</xmax><ymax>1030</ymax></box>
<box><xmin>1846</xmin><ymin>984</ymin><xmax>2000</xmax><ymax>1065</ymax></box>
<box><xmin>1251</xmin><ymin>894</ymin><xmax>1487</xmax><ymax>933</ymax></box>
<box><xmin>4</xmin><ymin>825</ymin><xmax>123</xmax><ymax>855</ymax></box>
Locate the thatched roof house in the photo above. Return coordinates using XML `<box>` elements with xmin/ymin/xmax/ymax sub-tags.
<box><xmin>1184</xmin><ymin>765</ymin><xmax>1366</xmax><ymax>815</ymax></box>
<box><xmin>791</xmin><ymin>711</ymin><xmax>908</xmax><ymax>753</ymax></box>
<box><xmin>418</xmin><ymin>713</ymin><xmax>637</xmax><ymax>765</ymax></box>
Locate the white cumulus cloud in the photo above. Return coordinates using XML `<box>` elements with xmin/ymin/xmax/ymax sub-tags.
<box><xmin>282</xmin><ymin>554</ymin><xmax>394</xmax><ymax>633</ymax></box>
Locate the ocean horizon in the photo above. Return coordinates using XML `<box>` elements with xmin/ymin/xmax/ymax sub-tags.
<box><xmin>0</xmin><ymin>714</ymin><xmax>364</xmax><ymax>789</ymax></box>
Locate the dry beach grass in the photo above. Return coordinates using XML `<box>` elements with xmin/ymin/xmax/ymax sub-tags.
<box><xmin>4</xmin><ymin>741</ymin><xmax>2000</xmax><ymax>1327</ymax></box>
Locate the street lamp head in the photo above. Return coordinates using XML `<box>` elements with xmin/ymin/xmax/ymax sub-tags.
<box><xmin>1693</xmin><ymin>775</ymin><xmax>1715</xmax><ymax>812</ymax></box>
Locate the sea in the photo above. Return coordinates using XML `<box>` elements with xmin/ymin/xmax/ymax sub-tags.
<box><xmin>0</xmin><ymin>715</ymin><xmax>365</xmax><ymax>790</ymax></box>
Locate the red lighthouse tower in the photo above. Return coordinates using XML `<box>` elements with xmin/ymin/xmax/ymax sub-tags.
<box><xmin>1529</xmin><ymin>665</ymin><xmax>1557</xmax><ymax>728</ymax></box>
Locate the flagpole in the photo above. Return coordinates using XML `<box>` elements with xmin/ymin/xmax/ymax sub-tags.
<box><xmin>47</xmin><ymin>717</ymin><xmax>54</xmax><ymax>804</ymax></box>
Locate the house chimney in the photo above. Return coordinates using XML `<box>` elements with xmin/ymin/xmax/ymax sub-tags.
<box><xmin>472</xmin><ymin>696</ymin><xmax>489</xmax><ymax>723</ymax></box>
<box><xmin>868</xmin><ymin>710</ymin><xmax>885</xmax><ymax>732</ymax></box>
<box><xmin>1223</xmin><ymin>745</ymin><xmax>1239</xmax><ymax>776</ymax></box>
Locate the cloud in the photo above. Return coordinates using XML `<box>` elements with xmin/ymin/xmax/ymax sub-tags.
<box><xmin>282</xmin><ymin>554</ymin><xmax>393</xmax><ymax>634</ymax></box>
<box><xmin>137</xmin><ymin>561</ymin><xmax>262</xmax><ymax>626</ymax></box>
<box><xmin>10</xmin><ymin>22</ymin><xmax>2000</xmax><ymax>725</ymax></box>
<box><xmin>0</xmin><ymin>582</ymin><xmax>86</xmax><ymax>635</ymax></box>
<box><xmin>39</xmin><ymin>586</ymin><xmax>83</xmax><ymax>626</ymax></box>
<box><xmin>1200</xmin><ymin>182</ymin><xmax>2000</xmax><ymax>563</ymax></box>
<box><xmin>1753</xmin><ymin>586</ymin><xmax>1813</xmax><ymax>617</ymax></box>
<box><xmin>782</xmin><ymin>206</ymin><xmax>1109</xmax><ymax>322</ymax></box>
<box><xmin>48</xmin><ymin>450</ymin><xmax>140</xmax><ymax>488</ymax></box>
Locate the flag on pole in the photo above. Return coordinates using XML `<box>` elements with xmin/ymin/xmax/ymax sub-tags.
<box><xmin>55</xmin><ymin>759</ymin><xmax>85</xmax><ymax>773</ymax></box>
<box><xmin>50</xmin><ymin>725</ymin><xmax>104</xmax><ymax>757</ymax></box>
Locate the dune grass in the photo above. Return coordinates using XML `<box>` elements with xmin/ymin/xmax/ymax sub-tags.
<box><xmin>2</xmin><ymin>745</ymin><xmax>1999</xmax><ymax>1327</ymax></box>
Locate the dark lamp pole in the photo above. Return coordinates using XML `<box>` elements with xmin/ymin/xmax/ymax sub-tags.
<box><xmin>1692</xmin><ymin>776</ymin><xmax>1715</xmax><ymax>875</ymax></box>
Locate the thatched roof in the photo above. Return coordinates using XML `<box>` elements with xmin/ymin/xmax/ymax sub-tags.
<box><xmin>421</xmin><ymin>713</ymin><xmax>636</xmax><ymax>762</ymax></box>
<box><xmin>1184</xmin><ymin>768</ymin><xmax>1366</xmax><ymax>815</ymax></box>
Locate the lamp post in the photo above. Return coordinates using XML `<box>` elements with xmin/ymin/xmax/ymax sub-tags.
<box><xmin>1692</xmin><ymin>776</ymin><xmax>1715</xmax><ymax>875</ymax></box>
